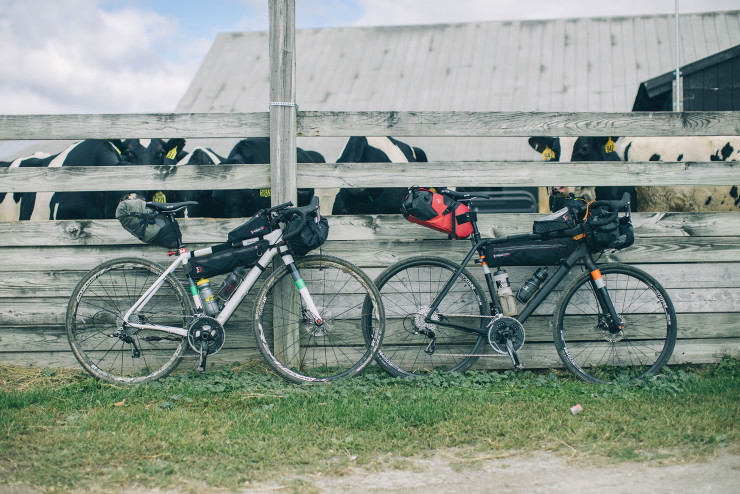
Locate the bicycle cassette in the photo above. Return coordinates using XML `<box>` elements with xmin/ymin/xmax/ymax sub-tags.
<box><xmin>187</xmin><ymin>316</ymin><xmax>225</xmax><ymax>355</ymax></box>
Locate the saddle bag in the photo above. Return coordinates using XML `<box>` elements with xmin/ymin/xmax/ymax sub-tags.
<box><xmin>401</xmin><ymin>187</ymin><xmax>474</xmax><ymax>239</ymax></box>
<box><xmin>115</xmin><ymin>198</ymin><xmax>181</xmax><ymax>249</ymax></box>
<box><xmin>187</xmin><ymin>239</ymin><xmax>268</xmax><ymax>279</ymax></box>
<box><xmin>485</xmin><ymin>237</ymin><xmax>577</xmax><ymax>267</ymax></box>
<box><xmin>285</xmin><ymin>210</ymin><xmax>329</xmax><ymax>256</ymax></box>
<box><xmin>227</xmin><ymin>210</ymin><xmax>272</xmax><ymax>243</ymax></box>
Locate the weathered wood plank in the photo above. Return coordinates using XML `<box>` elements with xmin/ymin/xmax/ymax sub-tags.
<box><xmin>2</xmin><ymin>212</ymin><xmax>740</xmax><ymax>247</ymax></box>
<box><xmin>1</xmin><ymin>111</ymin><xmax>738</xmax><ymax>140</ymax></box>
<box><xmin>1</xmin><ymin>236</ymin><xmax>740</xmax><ymax>271</ymax></box>
<box><xmin>2</xmin><ymin>160</ymin><xmax>739</xmax><ymax>192</ymax></box>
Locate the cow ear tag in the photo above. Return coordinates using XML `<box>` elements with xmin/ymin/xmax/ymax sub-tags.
<box><xmin>166</xmin><ymin>147</ymin><xmax>178</xmax><ymax>160</ymax></box>
<box><xmin>542</xmin><ymin>146</ymin><xmax>556</xmax><ymax>161</ymax></box>
<box><xmin>605</xmin><ymin>137</ymin><xmax>615</xmax><ymax>154</ymax></box>
<box><xmin>153</xmin><ymin>191</ymin><xmax>167</xmax><ymax>203</ymax></box>
<box><xmin>259</xmin><ymin>188</ymin><xmax>271</xmax><ymax>198</ymax></box>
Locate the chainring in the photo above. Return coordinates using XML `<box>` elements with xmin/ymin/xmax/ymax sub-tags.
<box><xmin>187</xmin><ymin>316</ymin><xmax>225</xmax><ymax>355</ymax></box>
<box><xmin>487</xmin><ymin>316</ymin><xmax>525</xmax><ymax>354</ymax></box>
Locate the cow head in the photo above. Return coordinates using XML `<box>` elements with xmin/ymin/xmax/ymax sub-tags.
<box><xmin>112</xmin><ymin>139</ymin><xmax>187</xmax><ymax>167</ymax></box>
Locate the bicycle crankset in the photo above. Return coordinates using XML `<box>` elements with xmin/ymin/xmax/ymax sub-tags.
<box><xmin>187</xmin><ymin>316</ymin><xmax>225</xmax><ymax>373</ymax></box>
<box><xmin>487</xmin><ymin>316</ymin><xmax>526</xmax><ymax>369</ymax></box>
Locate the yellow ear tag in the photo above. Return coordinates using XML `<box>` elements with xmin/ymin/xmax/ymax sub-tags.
<box><xmin>542</xmin><ymin>146</ymin><xmax>556</xmax><ymax>161</ymax></box>
<box><xmin>605</xmin><ymin>137</ymin><xmax>615</xmax><ymax>154</ymax></box>
<box><xmin>166</xmin><ymin>147</ymin><xmax>178</xmax><ymax>160</ymax></box>
<box><xmin>259</xmin><ymin>188</ymin><xmax>272</xmax><ymax>198</ymax></box>
<box><xmin>153</xmin><ymin>191</ymin><xmax>166</xmax><ymax>203</ymax></box>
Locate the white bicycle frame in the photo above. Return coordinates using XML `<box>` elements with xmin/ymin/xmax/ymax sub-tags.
<box><xmin>121</xmin><ymin>228</ymin><xmax>322</xmax><ymax>336</ymax></box>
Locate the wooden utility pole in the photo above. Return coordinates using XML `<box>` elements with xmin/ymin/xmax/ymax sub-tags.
<box><xmin>269</xmin><ymin>0</ymin><xmax>297</xmax><ymax>207</ymax></box>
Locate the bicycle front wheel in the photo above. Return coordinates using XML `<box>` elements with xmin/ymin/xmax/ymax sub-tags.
<box><xmin>553</xmin><ymin>264</ymin><xmax>677</xmax><ymax>383</ymax></box>
<box><xmin>66</xmin><ymin>257</ymin><xmax>192</xmax><ymax>385</ymax></box>
<box><xmin>373</xmin><ymin>256</ymin><xmax>489</xmax><ymax>378</ymax></box>
<box><xmin>252</xmin><ymin>255</ymin><xmax>384</xmax><ymax>384</ymax></box>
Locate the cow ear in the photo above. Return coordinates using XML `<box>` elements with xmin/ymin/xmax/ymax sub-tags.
<box><xmin>337</xmin><ymin>136</ymin><xmax>368</xmax><ymax>163</ymax></box>
<box><xmin>528</xmin><ymin>137</ymin><xmax>556</xmax><ymax>153</ymax></box>
<box><xmin>164</xmin><ymin>138</ymin><xmax>186</xmax><ymax>161</ymax></box>
<box><xmin>108</xmin><ymin>139</ymin><xmax>124</xmax><ymax>155</ymax></box>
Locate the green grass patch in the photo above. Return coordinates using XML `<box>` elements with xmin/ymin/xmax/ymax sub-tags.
<box><xmin>0</xmin><ymin>358</ymin><xmax>738</xmax><ymax>492</ymax></box>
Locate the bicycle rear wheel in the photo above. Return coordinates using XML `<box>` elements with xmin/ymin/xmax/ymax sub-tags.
<box><xmin>373</xmin><ymin>256</ymin><xmax>489</xmax><ymax>378</ymax></box>
<box><xmin>66</xmin><ymin>257</ymin><xmax>192</xmax><ymax>385</ymax></box>
<box><xmin>553</xmin><ymin>264</ymin><xmax>677</xmax><ymax>383</ymax></box>
<box><xmin>252</xmin><ymin>255</ymin><xmax>384</xmax><ymax>384</ymax></box>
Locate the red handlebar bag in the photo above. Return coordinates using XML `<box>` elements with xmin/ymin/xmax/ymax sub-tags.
<box><xmin>401</xmin><ymin>188</ymin><xmax>474</xmax><ymax>239</ymax></box>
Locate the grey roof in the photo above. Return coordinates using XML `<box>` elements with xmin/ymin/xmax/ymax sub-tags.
<box><xmin>176</xmin><ymin>10</ymin><xmax>740</xmax><ymax>162</ymax></box>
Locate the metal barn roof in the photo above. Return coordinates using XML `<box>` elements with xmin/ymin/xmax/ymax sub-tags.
<box><xmin>176</xmin><ymin>10</ymin><xmax>740</xmax><ymax>162</ymax></box>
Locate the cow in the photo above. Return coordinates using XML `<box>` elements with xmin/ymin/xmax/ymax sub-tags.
<box><xmin>210</xmin><ymin>138</ymin><xmax>325</xmax><ymax>218</ymax></box>
<box><xmin>169</xmin><ymin>146</ymin><xmax>226</xmax><ymax>217</ymax></box>
<box><xmin>528</xmin><ymin>136</ymin><xmax>740</xmax><ymax>212</ymax></box>
<box><xmin>331</xmin><ymin>136</ymin><xmax>427</xmax><ymax>215</ymax></box>
<box><xmin>0</xmin><ymin>152</ymin><xmax>51</xmax><ymax>221</ymax></box>
<box><xmin>8</xmin><ymin>139</ymin><xmax>187</xmax><ymax>221</ymax></box>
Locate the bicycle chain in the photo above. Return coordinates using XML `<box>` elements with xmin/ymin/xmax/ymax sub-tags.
<box><xmin>426</xmin><ymin>313</ymin><xmax>510</xmax><ymax>357</ymax></box>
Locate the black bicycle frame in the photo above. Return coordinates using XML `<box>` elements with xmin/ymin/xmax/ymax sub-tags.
<box><xmin>424</xmin><ymin>232</ymin><xmax>621</xmax><ymax>337</ymax></box>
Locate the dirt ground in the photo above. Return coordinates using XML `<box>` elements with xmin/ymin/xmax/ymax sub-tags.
<box><xmin>4</xmin><ymin>450</ymin><xmax>738</xmax><ymax>493</ymax></box>
<box><xmin>249</xmin><ymin>449</ymin><xmax>740</xmax><ymax>494</ymax></box>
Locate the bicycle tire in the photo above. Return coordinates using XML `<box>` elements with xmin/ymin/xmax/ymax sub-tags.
<box><xmin>553</xmin><ymin>263</ymin><xmax>677</xmax><ymax>383</ymax></box>
<box><xmin>66</xmin><ymin>257</ymin><xmax>192</xmax><ymax>385</ymax></box>
<box><xmin>252</xmin><ymin>255</ymin><xmax>384</xmax><ymax>384</ymax></box>
<box><xmin>372</xmin><ymin>256</ymin><xmax>489</xmax><ymax>378</ymax></box>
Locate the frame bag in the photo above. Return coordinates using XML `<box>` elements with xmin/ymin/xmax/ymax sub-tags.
<box><xmin>116</xmin><ymin>199</ymin><xmax>181</xmax><ymax>249</ymax></box>
<box><xmin>401</xmin><ymin>188</ymin><xmax>474</xmax><ymax>239</ymax></box>
<box><xmin>187</xmin><ymin>240</ymin><xmax>268</xmax><ymax>279</ymax></box>
<box><xmin>485</xmin><ymin>237</ymin><xmax>577</xmax><ymax>267</ymax></box>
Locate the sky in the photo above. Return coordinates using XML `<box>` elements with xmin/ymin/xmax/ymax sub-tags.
<box><xmin>1</xmin><ymin>0</ymin><xmax>738</xmax><ymax>116</ymax></box>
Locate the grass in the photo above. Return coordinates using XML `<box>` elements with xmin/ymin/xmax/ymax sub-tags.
<box><xmin>0</xmin><ymin>357</ymin><xmax>738</xmax><ymax>492</ymax></box>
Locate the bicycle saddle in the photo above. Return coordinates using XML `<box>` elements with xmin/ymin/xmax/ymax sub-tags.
<box><xmin>146</xmin><ymin>201</ymin><xmax>199</xmax><ymax>213</ymax></box>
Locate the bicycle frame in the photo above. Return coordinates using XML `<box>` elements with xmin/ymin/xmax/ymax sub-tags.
<box><xmin>424</xmin><ymin>225</ymin><xmax>621</xmax><ymax>338</ymax></box>
<box><xmin>121</xmin><ymin>228</ymin><xmax>323</xmax><ymax>337</ymax></box>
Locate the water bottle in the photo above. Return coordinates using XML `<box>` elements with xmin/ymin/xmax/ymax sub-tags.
<box><xmin>517</xmin><ymin>267</ymin><xmax>549</xmax><ymax>303</ymax></box>
<box><xmin>217</xmin><ymin>266</ymin><xmax>247</xmax><ymax>301</ymax></box>
<box><xmin>493</xmin><ymin>269</ymin><xmax>518</xmax><ymax>316</ymax></box>
<box><xmin>197</xmin><ymin>279</ymin><xmax>219</xmax><ymax>316</ymax></box>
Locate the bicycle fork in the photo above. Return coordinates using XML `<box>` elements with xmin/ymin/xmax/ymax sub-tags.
<box><xmin>586</xmin><ymin>265</ymin><xmax>622</xmax><ymax>334</ymax></box>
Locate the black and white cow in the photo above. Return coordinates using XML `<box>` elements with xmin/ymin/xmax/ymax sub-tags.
<box><xmin>528</xmin><ymin>136</ymin><xmax>740</xmax><ymax>212</ymax></box>
<box><xmin>0</xmin><ymin>152</ymin><xmax>50</xmax><ymax>222</ymax></box>
<box><xmin>210</xmin><ymin>138</ymin><xmax>324</xmax><ymax>218</ymax></box>
<box><xmin>170</xmin><ymin>146</ymin><xmax>226</xmax><ymax>217</ymax></box>
<box><xmin>8</xmin><ymin>139</ymin><xmax>187</xmax><ymax>221</ymax></box>
<box><xmin>331</xmin><ymin>137</ymin><xmax>427</xmax><ymax>215</ymax></box>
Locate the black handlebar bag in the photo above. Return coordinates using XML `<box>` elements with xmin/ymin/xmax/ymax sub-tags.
<box><xmin>285</xmin><ymin>212</ymin><xmax>329</xmax><ymax>256</ymax></box>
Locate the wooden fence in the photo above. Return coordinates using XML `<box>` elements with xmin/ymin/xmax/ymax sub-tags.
<box><xmin>1</xmin><ymin>110</ymin><xmax>739</xmax><ymax>370</ymax></box>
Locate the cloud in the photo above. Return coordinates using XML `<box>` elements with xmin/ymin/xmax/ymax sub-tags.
<box><xmin>0</xmin><ymin>0</ymin><xmax>207</xmax><ymax>114</ymax></box>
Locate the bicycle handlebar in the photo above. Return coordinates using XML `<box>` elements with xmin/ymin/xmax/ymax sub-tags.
<box><xmin>587</xmin><ymin>192</ymin><xmax>631</xmax><ymax>226</ymax></box>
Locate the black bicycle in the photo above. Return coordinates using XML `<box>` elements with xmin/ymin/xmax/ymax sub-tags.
<box><xmin>372</xmin><ymin>189</ymin><xmax>677</xmax><ymax>383</ymax></box>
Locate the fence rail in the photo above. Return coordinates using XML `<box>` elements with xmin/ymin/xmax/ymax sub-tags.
<box><xmin>1</xmin><ymin>110</ymin><xmax>739</xmax><ymax>140</ymax></box>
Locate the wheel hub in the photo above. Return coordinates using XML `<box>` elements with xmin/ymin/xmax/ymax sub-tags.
<box><xmin>413</xmin><ymin>306</ymin><xmax>440</xmax><ymax>332</ymax></box>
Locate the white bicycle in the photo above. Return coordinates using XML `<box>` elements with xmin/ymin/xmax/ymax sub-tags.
<box><xmin>66</xmin><ymin>198</ymin><xmax>384</xmax><ymax>385</ymax></box>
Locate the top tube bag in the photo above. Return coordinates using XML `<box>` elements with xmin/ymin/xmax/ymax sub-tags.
<box><xmin>401</xmin><ymin>187</ymin><xmax>474</xmax><ymax>239</ymax></box>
